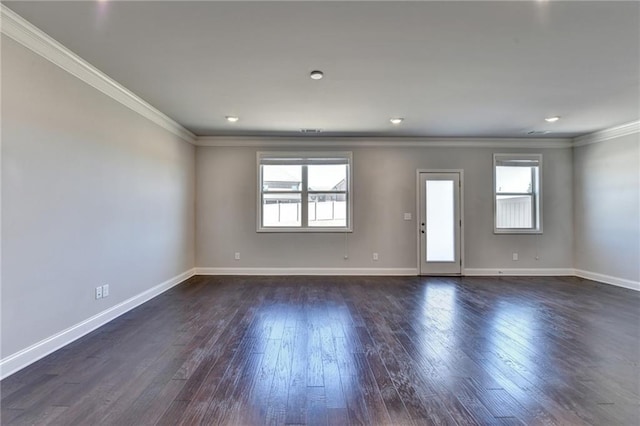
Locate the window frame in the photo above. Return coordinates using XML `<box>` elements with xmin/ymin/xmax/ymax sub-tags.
<box><xmin>493</xmin><ymin>153</ymin><xmax>543</xmax><ymax>234</ymax></box>
<box><xmin>257</xmin><ymin>151</ymin><xmax>353</xmax><ymax>233</ymax></box>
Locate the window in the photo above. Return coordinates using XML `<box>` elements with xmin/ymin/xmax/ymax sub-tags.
<box><xmin>257</xmin><ymin>152</ymin><xmax>352</xmax><ymax>232</ymax></box>
<box><xmin>494</xmin><ymin>153</ymin><xmax>542</xmax><ymax>233</ymax></box>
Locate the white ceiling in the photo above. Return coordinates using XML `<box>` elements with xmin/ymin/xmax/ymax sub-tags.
<box><xmin>5</xmin><ymin>1</ymin><xmax>639</xmax><ymax>138</ymax></box>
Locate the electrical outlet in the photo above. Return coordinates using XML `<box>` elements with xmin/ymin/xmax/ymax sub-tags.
<box><xmin>234</xmin><ymin>252</ymin><xmax>240</xmax><ymax>260</ymax></box>
<box><xmin>373</xmin><ymin>252</ymin><xmax>379</xmax><ymax>261</ymax></box>
<box><xmin>95</xmin><ymin>286</ymin><xmax>103</xmax><ymax>299</ymax></box>
<box><xmin>102</xmin><ymin>284</ymin><xmax>109</xmax><ymax>298</ymax></box>
<box><xmin>512</xmin><ymin>253</ymin><xmax>519</xmax><ymax>261</ymax></box>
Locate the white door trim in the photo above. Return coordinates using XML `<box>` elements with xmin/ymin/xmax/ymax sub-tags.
<box><xmin>416</xmin><ymin>169</ymin><xmax>465</xmax><ymax>275</ymax></box>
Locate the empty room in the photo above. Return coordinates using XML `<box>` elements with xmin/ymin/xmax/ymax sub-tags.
<box><xmin>1</xmin><ymin>1</ymin><xmax>639</xmax><ymax>425</ymax></box>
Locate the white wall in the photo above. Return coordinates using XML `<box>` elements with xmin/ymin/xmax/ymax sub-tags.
<box><xmin>196</xmin><ymin>143</ymin><xmax>573</xmax><ymax>272</ymax></box>
<box><xmin>574</xmin><ymin>132</ymin><xmax>640</xmax><ymax>284</ymax></box>
<box><xmin>1</xmin><ymin>36</ymin><xmax>196</xmax><ymax>359</ymax></box>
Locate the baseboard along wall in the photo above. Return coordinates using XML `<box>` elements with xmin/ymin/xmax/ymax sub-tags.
<box><xmin>463</xmin><ymin>268</ymin><xmax>576</xmax><ymax>276</ymax></box>
<box><xmin>0</xmin><ymin>268</ymin><xmax>196</xmax><ymax>380</ymax></box>
<box><xmin>194</xmin><ymin>267</ymin><xmax>419</xmax><ymax>276</ymax></box>
<box><xmin>573</xmin><ymin>269</ymin><xmax>640</xmax><ymax>292</ymax></box>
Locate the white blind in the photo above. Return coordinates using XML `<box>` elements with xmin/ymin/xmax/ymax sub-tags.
<box><xmin>260</xmin><ymin>157</ymin><xmax>349</xmax><ymax>166</ymax></box>
<box><xmin>494</xmin><ymin>155</ymin><xmax>540</xmax><ymax>168</ymax></box>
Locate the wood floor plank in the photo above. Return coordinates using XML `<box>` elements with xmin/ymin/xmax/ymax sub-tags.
<box><xmin>264</xmin><ymin>326</ymin><xmax>296</xmax><ymax>425</ymax></box>
<box><xmin>306</xmin><ymin>385</ymin><xmax>328</xmax><ymax>426</ymax></box>
<box><xmin>284</xmin><ymin>313</ymin><xmax>309</xmax><ymax>425</ymax></box>
<box><xmin>352</xmin><ymin>325</ymin><xmax>413</xmax><ymax>425</ymax></box>
<box><xmin>2</xmin><ymin>275</ymin><xmax>638</xmax><ymax>425</ymax></box>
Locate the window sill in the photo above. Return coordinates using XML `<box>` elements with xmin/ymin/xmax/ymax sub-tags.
<box><xmin>257</xmin><ymin>227</ymin><xmax>353</xmax><ymax>233</ymax></box>
<box><xmin>494</xmin><ymin>228</ymin><xmax>543</xmax><ymax>235</ymax></box>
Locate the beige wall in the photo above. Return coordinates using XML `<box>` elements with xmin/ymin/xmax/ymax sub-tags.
<box><xmin>1</xmin><ymin>36</ymin><xmax>196</xmax><ymax>358</ymax></box>
<box><xmin>1</xmin><ymin>9</ymin><xmax>637</xmax><ymax>379</ymax></box>
<box><xmin>574</xmin><ymin>133</ymin><xmax>640</xmax><ymax>282</ymax></box>
<box><xmin>196</xmin><ymin>144</ymin><xmax>573</xmax><ymax>271</ymax></box>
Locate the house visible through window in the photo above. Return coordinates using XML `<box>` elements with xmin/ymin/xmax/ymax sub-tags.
<box><xmin>494</xmin><ymin>153</ymin><xmax>542</xmax><ymax>233</ymax></box>
<box><xmin>258</xmin><ymin>152</ymin><xmax>352</xmax><ymax>232</ymax></box>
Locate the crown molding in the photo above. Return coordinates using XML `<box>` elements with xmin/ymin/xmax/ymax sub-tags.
<box><xmin>572</xmin><ymin>120</ymin><xmax>640</xmax><ymax>147</ymax></box>
<box><xmin>196</xmin><ymin>136</ymin><xmax>573</xmax><ymax>149</ymax></box>
<box><xmin>0</xmin><ymin>5</ymin><xmax>196</xmax><ymax>144</ymax></box>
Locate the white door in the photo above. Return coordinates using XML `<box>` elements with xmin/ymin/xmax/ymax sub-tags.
<box><xmin>419</xmin><ymin>172</ymin><xmax>462</xmax><ymax>275</ymax></box>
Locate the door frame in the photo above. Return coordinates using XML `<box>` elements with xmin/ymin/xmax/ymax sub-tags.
<box><xmin>416</xmin><ymin>169</ymin><xmax>465</xmax><ymax>275</ymax></box>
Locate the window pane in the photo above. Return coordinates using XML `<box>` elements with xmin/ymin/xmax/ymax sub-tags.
<box><xmin>308</xmin><ymin>165</ymin><xmax>347</xmax><ymax>191</ymax></box>
<box><xmin>496</xmin><ymin>195</ymin><xmax>532</xmax><ymax>228</ymax></box>
<box><xmin>496</xmin><ymin>166</ymin><xmax>533</xmax><ymax>193</ymax></box>
<box><xmin>262</xmin><ymin>165</ymin><xmax>302</xmax><ymax>191</ymax></box>
<box><xmin>426</xmin><ymin>180</ymin><xmax>455</xmax><ymax>262</ymax></box>
<box><xmin>308</xmin><ymin>194</ymin><xmax>347</xmax><ymax>227</ymax></box>
<box><xmin>263</xmin><ymin>194</ymin><xmax>301</xmax><ymax>227</ymax></box>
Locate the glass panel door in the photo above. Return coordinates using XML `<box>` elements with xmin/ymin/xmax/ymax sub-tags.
<box><xmin>426</xmin><ymin>180</ymin><xmax>455</xmax><ymax>262</ymax></box>
<box><xmin>419</xmin><ymin>172</ymin><xmax>462</xmax><ymax>275</ymax></box>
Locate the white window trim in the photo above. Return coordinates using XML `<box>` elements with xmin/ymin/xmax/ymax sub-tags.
<box><xmin>256</xmin><ymin>151</ymin><xmax>353</xmax><ymax>233</ymax></box>
<box><xmin>493</xmin><ymin>153</ymin><xmax>543</xmax><ymax>234</ymax></box>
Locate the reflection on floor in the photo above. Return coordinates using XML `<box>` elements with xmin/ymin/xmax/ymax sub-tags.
<box><xmin>2</xmin><ymin>275</ymin><xmax>639</xmax><ymax>425</ymax></box>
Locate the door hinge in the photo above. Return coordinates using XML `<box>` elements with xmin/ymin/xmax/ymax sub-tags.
<box><xmin>459</xmin><ymin>219</ymin><xmax>462</xmax><ymax>227</ymax></box>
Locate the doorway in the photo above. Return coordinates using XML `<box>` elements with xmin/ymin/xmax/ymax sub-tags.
<box><xmin>418</xmin><ymin>171</ymin><xmax>463</xmax><ymax>275</ymax></box>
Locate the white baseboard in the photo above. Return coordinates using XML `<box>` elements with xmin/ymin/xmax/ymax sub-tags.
<box><xmin>574</xmin><ymin>269</ymin><xmax>640</xmax><ymax>291</ymax></box>
<box><xmin>464</xmin><ymin>268</ymin><xmax>639</xmax><ymax>291</ymax></box>
<box><xmin>464</xmin><ymin>268</ymin><xmax>576</xmax><ymax>276</ymax></box>
<box><xmin>195</xmin><ymin>267</ymin><xmax>418</xmax><ymax>276</ymax></box>
<box><xmin>0</xmin><ymin>268</ymin><xmax>196</xmax><ymax>380</ymax></box>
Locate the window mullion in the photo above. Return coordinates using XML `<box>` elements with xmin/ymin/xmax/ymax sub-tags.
<box><xmin>307</xmin><ymin>191</ymin><xmax>347</xmax><ymax>194</ymax></box>
<box><xmin>497</xmin><ymin>192</ymin><xmax>530</xmax><ymax>196</ymax></box>
<box><xmin>531</xmin><ymin>166</ymin><xmax>537</xmax><ymax>228</ymax></box>
<box><xmin>301</xmin><ymin>165</ymin><xmax>308</xmax><ymax>228</ymax></box>
<box><xmin>263</xmin><ymin>191</ymin><xmax>303</xmax><ymax>195</ymax></box>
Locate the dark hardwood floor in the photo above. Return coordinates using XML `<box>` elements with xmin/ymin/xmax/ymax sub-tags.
<box><xmin>2</xmin><ymin>275</ymin><xmax>639</xmax><ymax>425</ymax></box>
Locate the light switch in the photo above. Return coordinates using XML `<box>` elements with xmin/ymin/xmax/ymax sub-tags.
<box><xmin>404</xmin><ymin>213</ymin><xmax>412</xmax><ymax>220</ymax></box>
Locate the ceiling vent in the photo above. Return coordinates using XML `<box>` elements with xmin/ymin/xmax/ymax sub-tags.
<box><xmin>527</xmin><ymin>130</ymin><xmax>550</xmax><ymax>135</ymax></box>
<box><xmin>300</xmin><ymin>128</ymin><xmax>323</xmax><ymax>134</ymax></box>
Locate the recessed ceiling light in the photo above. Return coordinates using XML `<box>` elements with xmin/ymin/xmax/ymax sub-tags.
<box><xmin>310</xmin><ymin>70</ymin><xmax>324</xmax><ymax>80</ymax></box>
<box><xmin>225</xmin><ymin>116</ymin><xmax>239</xmax><ymax>123</ymax></box>
<box><xmin>544</xmin><ymin>116</ymin><xmax>560</xmax><ymax>123</ymax></box>
<box><xmin>390</xmin><ymin>117</ymin><xmax>404</xmax><ymax>125</ymax></box>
